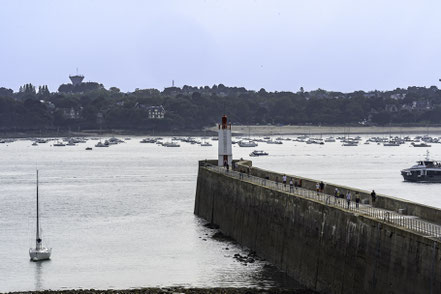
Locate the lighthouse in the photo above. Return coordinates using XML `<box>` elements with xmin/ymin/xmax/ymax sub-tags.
<box><xmin>218</xmin><ymin>115</ymin><xmax>232</xmax><ymax>167</ymax></box>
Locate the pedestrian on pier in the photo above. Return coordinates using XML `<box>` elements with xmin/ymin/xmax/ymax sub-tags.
<box><xmin>355</xmin><ymin>192</ymin><xmax>360</xmax><ymax>208</ymax></box>
<box><xmin>346</xmin><ymin>191</ymin><xmax>351</xmax><ymax>209</ymax></box>
<box><xmin>334</xmin><ymin>188</ymin><xmax>339</xmax><ymax>204</ymax></box>
<box><xmin>289</xmin><ymin>178</ymin><xmax>294</xmax><ymax>193</ymax></box>
<box><xmin>226</xmin><ymin>163</ymin><xmax>230</xmax><ymax>172</ymax></box>
<box><xmin>239</xmin><ymin>170</ymin><xmax>244</xmax><ymax>180</ymax></box>
<box><xmin>319</xmin><ymin>181</ymin><xmax>325</xmax><ymax>193</ymax></box>
<box><xmin>316</xmin><ymin>182</ymin><xmax>320</xmax><ymax>195</ymax></box>
<box><xmin>371</xmin><ymin>190</ymin><xmax>377</xmax><ymax>204</ymax></box>
<box><xmin>275</xmin><ymin>176</ymin><xmax>279</xmax><ymax>187</ymax></box>
<box><xmin>282</xmin><ymin>174</ymin><xmax>287</xmax><ymax>187</ymax></box>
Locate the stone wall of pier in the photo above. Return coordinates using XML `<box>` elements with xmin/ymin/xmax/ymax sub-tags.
<box><xmin>194</xmin><ymin>162</ymin><xmax>441</xmax><ymax>294</ymax></box>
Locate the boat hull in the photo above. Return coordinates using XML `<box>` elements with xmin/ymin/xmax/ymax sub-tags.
<box><xmin>29</xmin><ymin>248</ymin><xmax>52</xmax><ymax>261</ymax></box>
<box><xmin>401</xmin><ymin>171</ymin><xmax>441</xmax><ymax>183</ymax></box>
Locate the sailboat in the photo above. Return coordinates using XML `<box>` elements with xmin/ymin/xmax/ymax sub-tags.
<box><xmin>29</xmin><ymin>170</ymin><xmax>52</xmax><ymax>261</ymax></box>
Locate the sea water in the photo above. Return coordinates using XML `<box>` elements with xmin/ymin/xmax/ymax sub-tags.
<box><xmin>0</xmin><ymin>136</ymin><xmax>440</xmax><ymax>291</ymax></box>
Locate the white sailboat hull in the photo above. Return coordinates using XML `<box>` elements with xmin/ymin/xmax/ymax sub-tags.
<box><xmin>29</xmin><ymin>247</ymin><xmax>52</xmax><ymax>261</ymax></box>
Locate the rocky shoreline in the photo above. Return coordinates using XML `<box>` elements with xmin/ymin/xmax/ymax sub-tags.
<box><xmin>4</xmin><ymin>288</ymin><xmax>317</xmax><ymax>294</ymax></box>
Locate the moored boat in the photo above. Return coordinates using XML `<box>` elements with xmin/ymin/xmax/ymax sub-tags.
<box><xmin>29</xmin><ymin>170</ymin><xmax>52</xmax><ymax>261</ymax></box>
<box><xmin>249</xmin><ymin>150</ymin><xmax>269</xmax><ymax>157</ymax></box>
<box><xmin>401</xmin><ymin>151</ymin><xmax>441</xmax><ymax>182</ymax></box>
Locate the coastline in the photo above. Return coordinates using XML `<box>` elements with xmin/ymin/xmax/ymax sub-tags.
<box><xmin>3</xmin><ymin>288</ymin><xmax>316</xmax><ymax>294</ymax></box>
<box><xmin>219</xmin><ymin>125</ymin><xmax>441</xmax><ymax>136</ymax></box>
<box><xmin>2</xmin><ymin>125</ymin><xmax>441</xmax><ymax>138</ymax></box>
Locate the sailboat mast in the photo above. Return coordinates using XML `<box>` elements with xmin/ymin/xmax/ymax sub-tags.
<box><xmin>36</xmin><ymin>170</ymin><xmax>40</xmax><ymax>247</ymax></box>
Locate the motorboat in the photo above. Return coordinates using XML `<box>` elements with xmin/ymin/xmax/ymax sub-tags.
<box><xmin>140</xmin><ymin>138</ymin><xmax>156</xmax><ymax>143</ymax></box>
<box><xmin>163</xmin><ymin>142</ymin><xmax>180</xmax><ymax>147</ymax></box>
<box><xmin>238</xmin><ymin>140</ymin><xmax>258</xmax><ymax>147</ymax></box>
<box><xmin>401</xmin><ymin>151</ymin><xmax>441</xmax><ymax>182</ymax></box>
<box><xmin>200</xmin><ymin>141</ymin><xmax>212</xmax><ymax>147</ymax></box>
<box><xmin>95</xmin><ymin>141</ymin><xmax>109</xmax><ymax>147</ymax></box>
<box><xmin>29</xmin><ymin>170</ymin><xmax>52</xmax><ymax>261</ymax></box>
<box><xmin>342</xmin><ymin>141</ymin><xmax>358</xmax><ymax>146</ymax></box>
<box><xmin>249</xmin><ymin>150</ymin><xmax>269</xmax><ymax>157</ymax></box>
<box><xmin>412</xmin><ymin>142</ymin><xmax>431</xmax><ymax>148</ymax></box>
<box><xmin>53</xmin><ymin>141</ymin><xmax>65</xmax><ymax>147</ymax></box>
<box><xmin>266</xmin><ymin>140</ymin><xmax>283</xmax><ymax>144</ymax></box>
<box><xmin>85</xmin><ymin>147</ymin><xmax>93</xmax><ymax>150</ymax></box>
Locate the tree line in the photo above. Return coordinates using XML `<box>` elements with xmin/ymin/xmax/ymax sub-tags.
<box><xmin>0</xmin><ymin>82</ymin><xmax>441</xmax><ymax>132</ymax></box>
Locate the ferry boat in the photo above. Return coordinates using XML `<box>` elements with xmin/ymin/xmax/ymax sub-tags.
<box><xmin>401</xmin><ymin>151</ymin><xmax>441</xmax><ymax>182</ymax></box>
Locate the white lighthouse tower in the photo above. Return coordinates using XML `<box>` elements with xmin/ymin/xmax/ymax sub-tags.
<box><xmin>218</xmin><ymin>115</ymin><xmax>232</xmax><ymax>167</ymax></box>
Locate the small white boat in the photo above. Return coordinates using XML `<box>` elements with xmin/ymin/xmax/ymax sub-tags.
<box><xmin>238</xmin><ymin>140</ymin><xmax>258</xmax><ymax>147</ymax></box>
<box><xmin>53</xmin><ymin>141</ymin><xmax>65</xmax><ymax>147</ymax></box>
<box><xmin>412</xmin><ymin>142</ymin><xmax>431</xmax><ymax>148</ymax></box>
<box><xmin>266</xmin><ymin>140</ymin><xmax>283</xmax><ymax>144</ymax></box>
<box><xmin>163</xmin><ymin>142</ymin><xmax>180</xmax><ymax>147</ymax></box>
<box><xmin>95</xmin><ymin>141</ymin><xmax>109</xmax><ymax>147</ymax></box>
<box><xmin>249</xmin><ymin>150</ymin><xmax>269</xmax><ymax>157</ymax></box>
<box><xmin>200</xmin><ymin>141</ymin><xmax>212</xmax><ymax>147</ymax></box>
<box><xmin>29</xmin><ymin>170</ymin><xmax>52</xmax><ymax>261</ymax></box>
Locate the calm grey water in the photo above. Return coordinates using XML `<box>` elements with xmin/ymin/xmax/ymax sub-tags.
<box><xmin>1</xmin><ymin>135</ymin><xmax>440</xmax><ymax>292</ymax></box>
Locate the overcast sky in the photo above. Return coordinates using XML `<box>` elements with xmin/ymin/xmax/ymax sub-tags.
<box><xmin>1</xmin><ymin>0</ymin><xmax>440</xmax><ymax>93</ymax></box>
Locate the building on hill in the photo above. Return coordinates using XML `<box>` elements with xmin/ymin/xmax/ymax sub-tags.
<box><xmin>58</xmin><ymin>107</ymin><xmax>82</xmax><ymax>119</ymax></box>
<box><xmin>147</xmin><ymin>105</ymin><xmax>165</xmax><ymax>119</ymax></box>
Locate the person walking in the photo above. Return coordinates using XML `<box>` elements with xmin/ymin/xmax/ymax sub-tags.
<box><xmin>289</xmin><ymin>178</ymin><xmax>294</xmax><ymax>193</ymax></box>
<box><xmin>316</xmin><ymin>182</ymin><xmax>320</xmax><ymax>195</ymax></box>
<box><xmin>319</xmin><ymin>181</ymin><xmax>325</xmax><ymax>193</ymax></box>
<box><xmin>371</xmin><ymin>190</ymin><xmax>377</xmax><ymax>204</ymax></box>
<box><xmin>346</xmin><ymin>191</ymin><xmax>351</xmax><ymax>209</ymax></box>
<box><xmin>334</xmin><ymin>188</ymin><xmax>339</xmax><ymax>204</ymax></box>
<box><xmin>355</xmin><ymin>192</ymin><xmax>360</xmax><ymax>208</ymax></box>
<box><xmin>282</xmin><ymin>174</ymin><xmax>287</xmax><ymax>188</ymax></box>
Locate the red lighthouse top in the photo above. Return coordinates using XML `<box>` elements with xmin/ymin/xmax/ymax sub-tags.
<box><xmin>219</xmin><ymin>115</ymin><xmax>231</xmax><ymax>130</ymax></box>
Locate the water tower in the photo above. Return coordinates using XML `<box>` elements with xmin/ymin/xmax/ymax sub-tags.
<box><xmin>69</xmin><ymin>68</ymin><xmax>84</xmax><ymax>86</ymax></box>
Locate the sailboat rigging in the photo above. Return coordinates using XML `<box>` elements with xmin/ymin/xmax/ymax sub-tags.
<box><xmin>29</xmin><ymin>170</ymin><xmax>52</xmax><ymax>261</ymax></box>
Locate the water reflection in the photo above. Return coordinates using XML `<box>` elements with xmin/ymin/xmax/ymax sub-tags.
<box><xmin>33</xmin><ymin>260</ymin><xmax>50</xmax><ymax>290</ymax></box>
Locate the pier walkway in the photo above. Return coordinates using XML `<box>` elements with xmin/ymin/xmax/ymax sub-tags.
<box><xmin>204</xmin><ymin>164</ymin><xmax>441</xmax><ymax>240</ymax></box>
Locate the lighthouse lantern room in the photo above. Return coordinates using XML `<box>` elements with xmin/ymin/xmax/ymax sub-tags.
<box><xmin>218</xmin><ymin>115</ymin><xmax>232</xmax><ymax>167</ymax></box>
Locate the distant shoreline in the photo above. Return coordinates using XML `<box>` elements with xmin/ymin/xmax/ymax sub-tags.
<box><xmin>222</xmin><ymin>125</ymin><xmax>441</xmax><ymax>136</ymax></box>
<box><xmin>2</xmin><ymin>125</ymin><xmax>441</xmax><ymax>138</ymax></box>
<box><xmin>4</xmin><ymin>288</ymin><xmax>314</xmax><ymax>294</ymax></box>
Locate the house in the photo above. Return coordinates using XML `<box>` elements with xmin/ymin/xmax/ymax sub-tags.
<box><xmin>390</xmin><ymin>93</ymin><xmax>406</xmax><ymax>100</ymax></box>
<box><xmin>147</xmin><ymin>105</ymin><xmax>165</xmax><ymax>119</ymax></box>
<box><xmin>385</xmin><ymin>104</ymin><xmax>398</xmax><ymax>112</ymax></box>
<box><xmin>59</xmin><ymin>107</ymin><xmax>82</xmax><ymax>119</ymax></box>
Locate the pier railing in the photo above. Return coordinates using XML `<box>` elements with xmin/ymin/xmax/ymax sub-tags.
<box><xmin>203</xmin><ymin>164</ymin><xmax>441</xmax><ymax>239</ymax></box>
